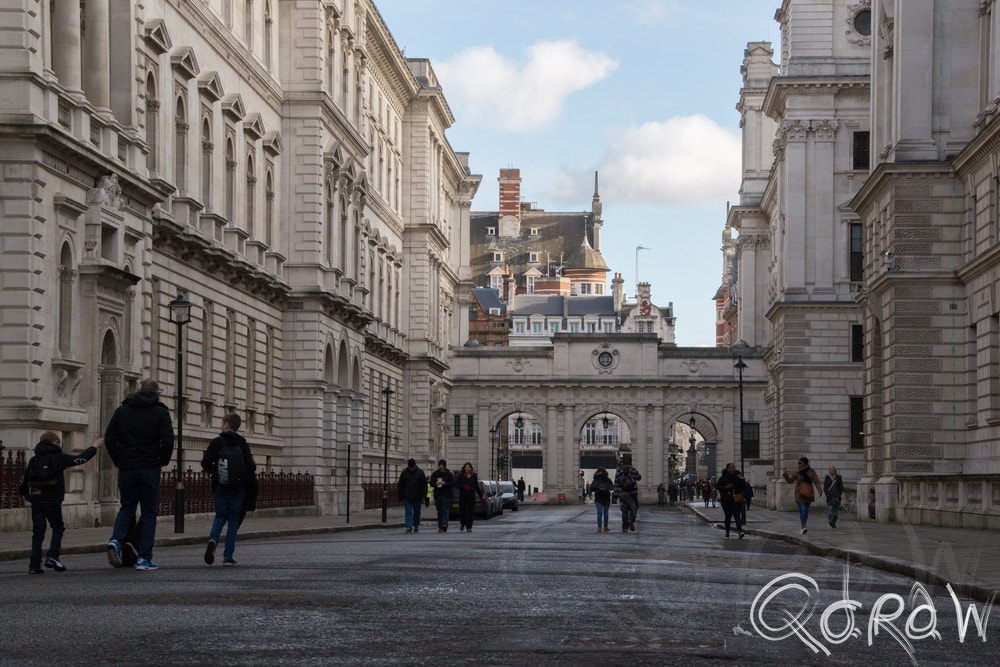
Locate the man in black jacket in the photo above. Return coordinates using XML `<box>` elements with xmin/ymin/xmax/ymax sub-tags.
<box><xmin>19</xmin><ymin>432</ymin><xmax>103</xmax><ymax>573</ymax></box>
<box><xmin>428</xmin><ymin>459</ymin><xmax>455</xmax><ymax>533</ymax></box>
<box><xmin>105</xmin><ymin>379</ymin><xmax>174</xmax><ymax>571</ymax></box>
<box><xmin>201</xmin><ymin>413</ymin><xmax>256</xmax><ymax>566</ymax></box>
<box><xmin>398</xmin><ymin>459</ymin><xmax>428</xmax><ymax>534</ymax></box>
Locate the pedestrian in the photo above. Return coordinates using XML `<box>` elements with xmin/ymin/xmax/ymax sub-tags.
<box><xmin>657</xmin><ymin>482</ymin><xmax>666</xmax><ymax>507</ymax></box>
<box><xmin>667</xmin><ymin>481</ymin><xmax>678</xmax><ymax>506</ymax></box>
<box><xmin>398</xmin><ymin>458</ymin><xmax>428</xmax><ymax>534</ymax></box>
<box><xmin>782</xmin><ymin>457</ymin><xmax>823</xmax><ymax>534</ymax></box>
<box><xmin>743</xmin><ymin>476</ymin><xmax>755</xmax><ymax>512</ymax></box>
<box><xmin>201</xmin><ymin>413</ymin><xmax>256</xmax><ymax>566</ymax></box>
<box><xmin>18</xmin><ymin>432</ymin><xmax>104</xmax><ymax>574</ymax></box>
<box><xmin>614</xmin><ymin>455</ymin><xmax>642</xmax><ymax>532</ymax></box>
<box><xmin>428</xmin><ymin>459</ymin><xmax>455</xmax><ymax>533</ymax></box>
<box><xmin>710</xmin><ymin>485</ymin><xmax>718</xmax><ymax>508</ymax></box>
<box><xmin>104</xmin><ymin>379</ymin><xmax>174</xmax><ymax>571</ymax></box>
<box><xmin>454</xmin><ymin>462</ymin><xmax>484</xmax><ymax>532</ymax></box>
<box><xmin>824</xmin><ymin>466</ymin><xmax>844</xmax><ymax>528</ymax></box>
<box><xmin>716</xmin><ymin>463</ymin><xmax>746</xmax><ymax>539</ymax></box>
<box><xmin>590</xmin><ymin>467</ymin><xmax>614</xmax><ymax>532</ymax></box>
<box><xmin>516</xmin><ymin>477</ymin><xmax>526</xmax><ymax>502</ymax></box>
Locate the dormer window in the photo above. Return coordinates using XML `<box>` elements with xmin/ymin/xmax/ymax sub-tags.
<box><xmin>486</xmin><ymin>227</ymin><xmax>496</xmax><ymax>236</ymax></box>
<box><xmin>492</xmin><ymin>251</ymin><xmax>503</xmax><ymax>262</ymax></box>
<box><xmin>528</xmin><ymin>252</ymin><xmax>539</xmax><ymax>263</ymax></box>
<box><xmin>529</xmin><ymin>227</ymin><xmax>539</xmax><ymax>236</ymax></box>
<box><xmin>488</xmin><ymin>307</ymin><xmax>501</xmax><ymax>316</ymax></box>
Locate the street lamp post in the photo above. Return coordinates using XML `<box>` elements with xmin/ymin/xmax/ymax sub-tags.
<box><xmin>168</xmin><ymin>294</ymin><xmax>192</xmax><ymax>534</ymax></box>
<box><xmin>489</xmin><ymin>426</ymin><xmax>497</xmax><ymax>480</ymax></box>
<box><xmin>734</xmin><ymin>339</ymin><xmax>749</xmax><ymax>475</ymax></box>
<box><xmin>687</xmin><ymin>415</ymin><xmax>697</xmax><ymax>478</ymax></box>
<box><xmin>381</xmin><ymin>386</ymin><xmax>394</xmax><ymax>524</ymax></box>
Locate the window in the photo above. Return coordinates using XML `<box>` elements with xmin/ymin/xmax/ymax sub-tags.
<box><xmin>488</xmin><ymin>307</ymin><xmax>501</xmax><ymax>316</ymax></box>
<box><xmin>851</xmin><ymin>324</ymin><xmax>864</xmax><ymax>362</ymax></box>
<box><xmin>469</xmin><ymin>306</ymin><xmax>478</xmax><ymax>321</ymax></box>
<box><xmin>850</xmin><ymin>397</ymin><xmax>864</xmax><ymax>449</ymax></box>
<box><xmin>532</xmin><ymin>322</ymin><xmax>542</xmax><ymax>334</ymax></box>
<box><xmin>585</xmin><ymin>423</ymin><xmax>597</xmax><ymax>445</ymax></box>
<box><xmin>526</xmin><ymin>275</ymin><xmax>536</xmax><ymax>294</ymax></box>
<box><xmin>853</xmin><ymin>131</ymin><xmax>870</xmax><ymax>170</ymax></box>
<box><xmin>486</xmin><ymin>227</ymin><xmax>496</xmax><ymax>236</ymax></box>
<box><xmin>603</xmin><ymin>322</ymin><xmax>614</xmax><ymax>334</ymax></box>
<box><xmin>549</xmin><ymin>322</ymin><xmax>559</xmax><ymax>334</ymax></box>
<box><xmin>514</xmin><ymin>321</ymin><xmax>525</xmax><ymax>334</ymax></box>
<box><xmin>580</xmin><ymin>283</ymin><xmax>592</xmax><ymax>294</ymax></box>
<box><xmin>569</xmin><ymin>323</ymin><xmax>579</xmax><ymax>333</ymax></box>
<box><xmin>850</xmin><ymin>223</ymin><xmax>864</xmax><ymax>282</ymax></box>
<box><xmin>513</xmin><ymin>422</ymin><xmax>525</xmax><ymax>444</ymax></box>
<box><xmin>528</xmin><ymin>252</ymin><xmax>539</xmax><ymax>263</ymax></box>
<box><xmin>587</xmin><ymin>322</ymin><xmax>596</xmax><ymax>333</ymax></box>
<box><xmin>490</xmin><ymin>275</ymin><xmax>503</xmax><ymax>294</ymax></box>
<box><xmin>453</xmin><ymin>415</ymin><xmax>461</xmax><ymax>437</ymax></box>
<box><xmin>741</xmin><ymin>422</ymin><xmax>760</xmax><ymax>458</ymax></box>
<box><xmin>467</xmin><ymin>415</ymin><xmax>474</xmax><ymax>438</ymax></box>
<box><xmin>529</xmin><ymin>227</ymin><xmax>539</xmax><ymax>236</ymax></box>
<box><xmin>530</xmin><ymin>424</ymin><xmax>542</xmax><ymax>444</ymax></box>
<box><xmin>492</xmin><ymin>251</ymin><xmax>503</xmax><ymax>262</ymax></box>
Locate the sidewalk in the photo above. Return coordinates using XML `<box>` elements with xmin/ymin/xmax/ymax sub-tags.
<box><xmin>683</xmin><ymin>500</ymin><xmax>1000</xmax><ymax>603</ymax></box>
<box><xmin>0</xmin><ymin>507</ymin><xmax>406</xmax><ymax>564</ymax></box>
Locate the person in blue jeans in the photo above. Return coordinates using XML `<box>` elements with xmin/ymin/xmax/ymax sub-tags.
<box><xmin>782</xmin><ymin>457</ymin><xmax>823</xmax><ymax>534</ymax></box>
<box><xmin>201</xmin><ymin>413</ymin><xmax>256</xmax><ymax>566</ymax></box>
<box><xmin>104</xmin><ymin>379</ymin><xmax>174</xmax><ymax>571</ymax></box>
<box><xmin>397</xmin><ymin>458</ymin><xmax>428</xmax><ymax>533</ymax></box>
<box><xmin>428</xmin><ymin>459</ymin><xmax>455</xmax><ymax>532</ymax></box>
<box><xmin>589</xmin><ymin>467</ymin><xmax>614</xmax><ymax>532</ymax></box>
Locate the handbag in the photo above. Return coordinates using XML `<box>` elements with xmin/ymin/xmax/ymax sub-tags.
<box><xmin>733</xmin><ymin>492</ymin><xmax>745</xmax><ymax>504</ymax></box>
<box><xmin>797</xmin><ymin>480</ymin><xmax>815</xmax><ymax>502</ymax></box>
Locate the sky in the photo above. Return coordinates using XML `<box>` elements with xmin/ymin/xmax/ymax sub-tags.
<box><xmin>376</xmin><ymin>0</ymin><xmax>782</xmax><ymax>347</ymax></box>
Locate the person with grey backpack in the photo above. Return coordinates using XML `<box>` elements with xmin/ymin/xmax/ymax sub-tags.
<box><xmin>201</xmin><ymin>413</ymin><xmax>256</xmax><ymax>566</ymax></box>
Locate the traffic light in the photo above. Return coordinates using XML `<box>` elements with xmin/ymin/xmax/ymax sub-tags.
<box><xmin>580</xmin><ymin>470</ymin><xmax>585</xmax><ymax>478</ymax></box>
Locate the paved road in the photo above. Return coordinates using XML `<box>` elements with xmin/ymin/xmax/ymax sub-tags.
<box><xmin>1</xmin><ymin>505</ymin><xmax>996</xmax><ymax>666</ymax></box>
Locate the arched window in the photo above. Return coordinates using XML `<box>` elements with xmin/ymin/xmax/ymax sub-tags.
<box><xmin>145</xmin><ymin>74</ymin><xmax>158</xmax><ymax>174</ymax></box>
<box><xmin>58</xmin><ymin>242</ymin><xmax>74</xmax><ymax>357</ymax></box>
<box><xmin>245</xmin><ymin>0</ymin><xmax>253</xmax><ymax>48</ymax></box>
<box><xmin>201</xmin><ymin>118</ymin><xmax>213</xmax><ymax>208</ymax></box>
<box><xmin>325</xmin><ymin>181</ymin><xmax>335</xmax><ymax>266</ymax></box>
<box><xmin>245</xmin><ymin>152</ymin><xmax>256</xmax><ymax>233</ymax></box>
<box><xmin>174</xmin><ymin>97</ymin><xmax>187</xmax><ymax>195</ymax></box>
<box><xmin>225</xmin><ymin>137</ymin><xmax>235</xmax><ymax>222</ymax></box>
<box><xmin>326</xmin><ymin>27</ymin><xmax>335</xmax><ymax>93</ymax></box>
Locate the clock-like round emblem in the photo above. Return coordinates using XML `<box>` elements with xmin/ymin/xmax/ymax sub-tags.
<box><xmin>598</xmin><ymin>351</ymin><xmax>614</xmax><ymax>367</ymax></box>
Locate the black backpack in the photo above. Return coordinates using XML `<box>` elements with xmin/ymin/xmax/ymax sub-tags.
<box><xmin>217</xmin><ymin>442</ymin><xmax>247</xmax><ymax>487</ymax></box>
<box><xmin>27</xmin><ymin>453</ymin><xmax>60</xmax><ymax>489</ymax></box>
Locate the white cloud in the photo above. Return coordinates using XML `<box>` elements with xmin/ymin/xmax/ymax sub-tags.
<box><xmin>434</xmin><ymin>40</ymin><xmax>618</xmax><ymax>132</ymax></box>
<box><xmin>580</xmin><ymin>115</ymin><xmax>741</xmax><ymax>207</ymax></box>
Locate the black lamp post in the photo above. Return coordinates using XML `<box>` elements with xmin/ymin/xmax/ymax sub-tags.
<box><xmin>489</xmin><ymin>426</ymin><xmax>497</xmax><ymax>479</ymax></box>
<box><xmin>381</xmin><ymin>386</ymin><xmax>393</xmax><ymax>523</ymax></box>
<box><xmin>168</xmin><ymin>294</ymin><xmax>192</xmax><ymax>534</ymax></box>
<box><xmin>734</xmin><ymin>339</ymin><xmax>749</xmax><ymax>475</ymax></box>
<box><xmin>687</xmin><ymin>415</ymin><xmax>697</xmax><ymax>476</ymax></box>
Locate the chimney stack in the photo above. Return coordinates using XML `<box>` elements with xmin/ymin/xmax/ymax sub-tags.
<box><xmin>499</xmin><ymin>168</ymin><xmax>521</xmax><ymax>221</ymax></box>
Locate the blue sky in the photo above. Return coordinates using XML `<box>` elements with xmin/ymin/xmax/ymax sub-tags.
<box><xmin>377</xmin><ymin>0</ymin><xmax>781</xmax><ymax>346</ymax></box>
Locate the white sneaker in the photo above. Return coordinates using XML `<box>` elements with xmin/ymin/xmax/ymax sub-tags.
<box><xmin>135</xmin><ymin>558</ymin><xmax>159</xmax><ymax>571</ymax></box>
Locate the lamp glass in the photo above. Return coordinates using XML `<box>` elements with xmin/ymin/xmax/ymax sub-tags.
<box><xmin>168</xmin><ymin>295</ymin><xmax>192</xmax><ymax>325</ymax></box>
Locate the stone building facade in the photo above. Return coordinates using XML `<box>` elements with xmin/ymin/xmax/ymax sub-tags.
<box><xmin>0</xmin><ymin>0</ymin><xmax>478</xmax><ymax>529</ymax></box>
<box><xmin>729</xmin><ymin>0</ymin><xmax>1000</xmax><ymax>527</ymax></box>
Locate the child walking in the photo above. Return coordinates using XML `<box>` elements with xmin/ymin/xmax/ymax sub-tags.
<box><xmin>19</xmin><ymin>431</ymin><xmax>104</xmax><ymax>574</ymax></box>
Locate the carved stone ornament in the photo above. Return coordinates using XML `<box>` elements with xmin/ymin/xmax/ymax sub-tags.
<box><xmin>506</xmin><ymin>358</ymin><xmax>531</xmax><ymax>373</ymax></box>
<box><xmin>681</xmin><ymin>359</ymin><xmax>706</xmax><ymax>374</ymax></box>
<box><xmin>87</xmin><ymin>174</ymin><xmax>123</xmax><ymax>211</ymax></box>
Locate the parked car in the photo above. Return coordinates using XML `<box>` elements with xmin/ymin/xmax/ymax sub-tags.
<box><xmin>479</xmin><ymin>480</ymin><xmax>501</xmax><ymax>518</ymax></box>
<box><xmin>499</xmin><ymin>480</ymin><xmax>518</xmax><ymax>511</ymax></box>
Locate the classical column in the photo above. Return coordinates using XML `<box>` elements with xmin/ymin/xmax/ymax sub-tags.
<box><xmin>563</xmin><ymin>404</ymin><xmax>575</xmax><ymax>494</ymax></box>
<box><xmin>652</xmin><ymin>405</ymin><xmax>664</xmax><ymax>487</ymax></box>
<box><xmin>52</xmin><ymin>0</ymin><xmax>82</xmax><ymax>92</ymax></box>
<box><xmin>545</xmin><ymin>404</ymin><xmax>559</xmax><ymax>493</ymax></box>
<box><xmin>83</xmin><ymin>0</ymin><xmax>110</xmax><ymax>108</ymax></box>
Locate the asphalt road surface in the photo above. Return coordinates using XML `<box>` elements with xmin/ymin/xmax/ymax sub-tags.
<box><xmin>1</xmin><ymin>505</ymin><xmax>996</xmax><ymax>666</ymax></box>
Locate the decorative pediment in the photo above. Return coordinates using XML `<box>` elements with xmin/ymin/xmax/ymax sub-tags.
<box><xmin>143</xmin><ymin>19</ymin><xmax>172</xmax><ymax>55</ymax></box>
<box><xmin>324</xmin><ymin>140</ymin><xmax>345</xmax><ymax>168</ymax></box>
<box><xmin>242</xmin><ymin>113</ymin><xmax>265</xmax><ymax>140</ymax></box>
<box><xmin>221</xmin><ymin>94</ymin><xmax>246</xmax><ymax>122</ymax></box>
<box><xmin>263</xmin><ymin>131</ymin><xmax>283</xmax><ymax>156</ymax></box>
<box><xmin>197</xmin><ymin>71</ymin><xmax>224</xmax><ymax>102</ymax></box>
<box><xmin>170</xmin><ymin>46</ymin><xmax>199</xmax><ymax>80</ymax></box>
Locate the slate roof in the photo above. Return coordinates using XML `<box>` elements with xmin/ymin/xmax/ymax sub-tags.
<box><xmin>509</xmin><ymin>295</ymin><xmax>617</xmax><ymax>317</ymax></box>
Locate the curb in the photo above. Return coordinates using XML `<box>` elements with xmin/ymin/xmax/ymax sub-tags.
<box><xmin>681</xmin><ymin>503</ymin><xmax>997</xmax><ymax>604</ymax></box>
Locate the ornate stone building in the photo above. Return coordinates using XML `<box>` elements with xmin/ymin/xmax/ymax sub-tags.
<box><xmin>0</xmin><ymin>0</ymin><xmax>478</xmax><ymax>528</ymax></box>
<box><xmin>728</xmin><ymin>0</ymin><xmax>1000</xmax><ymax>527</ymax></box>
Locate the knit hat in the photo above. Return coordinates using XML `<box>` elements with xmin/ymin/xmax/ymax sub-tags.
<box><xmin>438</xmin><ymin>459</ymin><xmax>447</xmax><ymax>466</ymax></box>
<box><xmin>407</xmin><ymin>458</ymin><xmax>416</xmax><ymax>468</ymax></box>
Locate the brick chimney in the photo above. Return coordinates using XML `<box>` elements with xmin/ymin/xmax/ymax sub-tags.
<box><xmin>499</xmin><ymin>169</ymin><xmax>521</xmax><ymax>221</ymax></box>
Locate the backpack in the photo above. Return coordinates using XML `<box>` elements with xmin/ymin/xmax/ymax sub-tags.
<box><xmin>217</xmin><ymin>442</ymin><xmax>247</xmax><ymax>487</ymax></box>
<box><xmin>27</xmin><ymin>453</ymin><xmax>60</xmax><ymax>489</ymax></box>
<box><xmin>619</xmin><ymin>468</ymin><xmax>637</xmax><ymax>491</ymax></box>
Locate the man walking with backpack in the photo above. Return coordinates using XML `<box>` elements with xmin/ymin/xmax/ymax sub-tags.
<box><xmin>201</xmin><ymin>413</ymin><xmax>256</xmax><ymax>566</ymax></box>
<box><xmin>105</xmin><ymin>379</ymin><xmax>174</xmax><ymax>571</ymax></box>
<box><xmin>615</xmin><ymin>454</ymin><xmax>642</xmax><ymax>533</ymax></box>
<box><xmin>19</xmin><ymin>432</ymin><xmax>104</xmax><ymax>573</ymax></box>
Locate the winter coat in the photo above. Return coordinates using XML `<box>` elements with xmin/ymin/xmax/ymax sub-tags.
<box><xmin>716</xmin><ymin>470</ymin><xmax>746</xmax><ymax>502</ymax></box>
<box><xmin>398</xmin><ymin>466</ymin><xmax>428</xmax><ymax>501</ymax></box>
<box><xmin>590</xmin><ymin>472</ymin><xmax>614</xmax><ymax>503</ymax></box>
<box><xmin>200</xmin><ymin>430</ymin><xmax>256</xmax><ymax>490</ymax></box>
<box><xmin>824</xmin><ymin>474</ymin><xmax>843</xmax><ymax>504</ymax></box>
<box><xmin>455</xmin><ymin>473</ymin><xmax>484</xmax><ymax>500</ymax></box>
<box><xmin>429</xmin><ymin>468</ymin><xmax>455</xmax><ymax>499</ymax></box>
<box><xmin>105</xmin><ymin>390</ymin><xmax>174</xmax><ymax>470</ymax></box>
<box><xmin>614</xmin><ymin>465</ymin><xmax>642</xmax><ymax>495</ymax></box>
<box><xmin>783</xmin><ymin>466</ymin><xmax>822</xmax><ymax>503</ymax></box>
<box><xmin>19</xmin><ymin>439</ymin><xmax>98</xmax><ymax>503</ymax></box>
